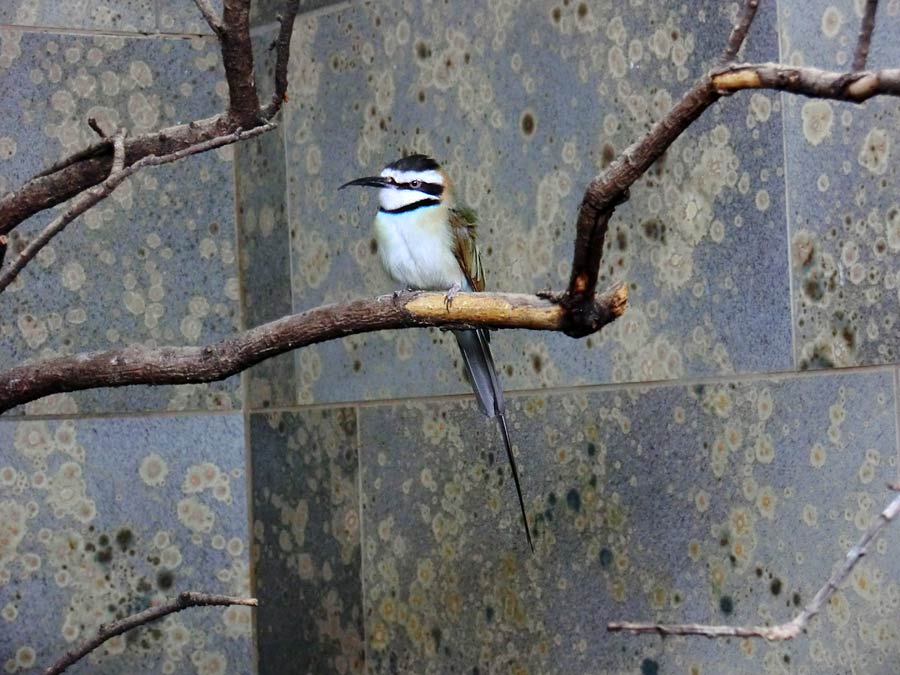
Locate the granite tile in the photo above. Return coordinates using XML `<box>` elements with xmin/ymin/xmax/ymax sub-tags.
<box><xmin>0</xmin><ymin>413</ymin><xmax>252</xmax><ymax>674</ymax></box>
<box><xmin>250</xmin><ymin>408</ymin><xmax>364</xmax><ymax>674</ymax></box>
<box><xmin>359</xmin><ymin>370</ymin><xmax>899</xmax><ymax>673</ymax></box>
<box><xmin>285</xmin><ymin>0</ymin><xmax>793</xmax><ymax>406</ymax></box>
<box><xmin>0</xmin><ymin>0</ymin><xmax>155</xmax><ymax>33</ymax></box>
<box><xmin>0</xmin><ymin>30</ymin><xmax>242</xmax><ymax>415</ymax></box>
<box><xmin>781</xmin><ymin>0</ymin><xmax>900</xmax><ymax>368</ymax></box>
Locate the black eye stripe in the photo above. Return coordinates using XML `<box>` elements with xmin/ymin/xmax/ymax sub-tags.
<box><xmin>401</xmin><ymin>181</ymin><xmax>443</xmax><ymax>196</ymax></box>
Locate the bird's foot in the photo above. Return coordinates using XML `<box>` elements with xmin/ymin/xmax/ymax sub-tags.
<box><xmin>391</xmin><ymin>287</ymin><xmax>416</xmax><ymax>301</ymax></box>
<box><xmin>537</xmin><ymin>288</ymin><xmax>563</xmax><ymax>303</ymax></box>
<box><xmin>443</xmin><ymin>283</ymin><xmax>461</xmax><ymax>311</ymax></box>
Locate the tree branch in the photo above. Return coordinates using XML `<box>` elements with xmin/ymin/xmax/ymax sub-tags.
<box><xmin>263</xmin><ymin>1</ymin><xmax>302</xmax><ymax>118</ymax></box>
<box><xmin>852</xmin><ymin>0</ymin><xmax>879</xmax><ymax>71</ymax></box>
<box><xmin>44</xmin><ymin>592</ymin><xmax>256</xmax><ymax>675</ymax></box>
<box><xmin>561</xmin><ymin>59</ymin><xmax>900</xmax><ymax>328</ymax></box>
<box><xmin>608</xmin><ymin>489</ymin><xmax>900</xmax><ymax>640</ymax></box>
<box><xmin>713</xmin><ymin>63</ymin><xmax>900</xmax><ymax>101</ymax></box>
<box><xmin>0</xmin><ymin>124</ymin><xmax>275</xmax><ymax>294</ymax></box>
<box><xmin>192</xmin><ymin>0</ymin><xmax>224</xmax><ymax>35</ymax></box>
<box><xmin>0</xmin><ymin>284</ymin><xmax>627</xmax><ymax>414</ymax></box>
<box><xmin>220</xmin><ymin>0</ymin><xmax>260</xmax><ymax>126</ymax></box>
<box><xmin>720</xmin><ymin>0</ymin><xmax>760</xmax><ymax>64</ymax></box>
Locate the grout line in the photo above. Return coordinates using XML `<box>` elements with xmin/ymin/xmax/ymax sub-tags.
<box><xmin>354</xmin><ymin>403</ymin><xmax>370</xmax><ymax>670</ymax></box>
<box><xmin>0</xmin><ymin>405</ymin><xmax>242</xmax><ymax>423</ymax></box>
<box><xmin>894</xmin><ymin>368</ymin><xmax>900</xmax><ymax>484</ymax></box>
<box><xmin>5</xmin><ymin>365</ymin><xmax>897</xmax><ymax>423</ymax></box>
<box><xmin>776</xmin><ymin>0</ymin><xmax>800</xmax><ymax>371</ymax></box>
<box><xmin>300</xmin><ymin>1</ymin><xmax>352</xmax><ymax>20</ymax></box>
<box><xmin>241</xmin><ymin>399</ymin><xmax>260</xmax><ymax>674</ymax></box>
<box><xmin>0</xmin><ymin>22</ymin><xmax>212</xmax><ymax>40</ymax></box>
<box><xmin>281</xmin><ymin>82</ymin><xmax>300</xmax><ymax>407</ymax></box>
<box><xmin>244</xmin><ymin>362</ymin><xmax>900</xmax><ymax>415</ymax></box>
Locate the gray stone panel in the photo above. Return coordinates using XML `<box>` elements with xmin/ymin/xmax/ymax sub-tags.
<box><xmin>782</xmin><ymin>0</ymin><xmax>900</xmax><ymax>368</ymax></box>
<box><xmin>0</xmin><ymin>413</ymin><xmax>252</xmax><ymax>674</ymax></box>
<box><xmin>359</xmin><ymin>370</ymin><xmax>899</xmax><ymax>673</ymax></box>
<box><xmin>285</xmin><ymin>0</ymin><xmax>793</xmax><ymax>406</ymax></box>
<box><xmin>0</xmin><ymin>0</ymin><xmax>155</xmax><ymax>33</ymax></box>
<box><xmin>250</xmin><ymin>408</ymin><xmax>364</xmax><ymax>674</ymax></box>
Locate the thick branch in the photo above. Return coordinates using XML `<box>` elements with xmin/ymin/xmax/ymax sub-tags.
<box><xmin>713</xmin><ymin>63</ymin><xmax>900</xmax><ymax>101</ymax></box>
<box><xmin>263</xmin><ymin>0</ymin><xmax>302</xmax><ymax>118</ymax></box>
<box><xmin>720</xmin><ymin>0</ymin><xmax>760</xmax><ymax>64</ymax></box>
<box><xmin>220</xmin><ymin>0</ymin><xmax>260</xmax><ymax>125</ymax></box>
<box><xmin>0</xmin><ymin>285</ymin><xmax>627</xmax><ymax>414</ymax></box>
<box><xmin>0</xmin><ymin>124</ymin><xmax>275</xmax><ymax>294</ymax></box>
<box><xmin>44</xmin><ymin>592</ymin><xmax>256</xmax><ymax>675</ymax></box>
<box><xmin>609</xmin><ymin>489</ymin><xmax>900</xmax><ymax>640</ymax></box>
<box><xmin>853</xmin><ymin>0</ymin><xmax>879</xmax><ymax>71</ymax></box>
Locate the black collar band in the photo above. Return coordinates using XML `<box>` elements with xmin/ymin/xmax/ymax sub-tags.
<box><xmin>379</xmin><ymin>198</ymin><xmax>441</xmax><ymax>214</ymax></box>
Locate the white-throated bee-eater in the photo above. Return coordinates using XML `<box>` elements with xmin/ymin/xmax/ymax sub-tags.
<box><xmin>340</xmin><ymin>154</ymin><xmax>533</xmax><ymax>552</ymax></box>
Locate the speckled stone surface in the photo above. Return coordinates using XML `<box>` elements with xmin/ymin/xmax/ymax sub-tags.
<box><xmin>250</xmin><ymin>409</ymin><xmax>365</xmax><ymax>674</ymax></box>
<box><xmin>782</xmin><ymin>0</ymin><xmax>900</xmax><ymax>369</ymax></box>
<box><xmin>0</xmin><ymin>413</ymin><xmax>252</xmax><ymax>674</ymax></box>
<box><xmin>359</xmin><ymin>370</ymin><xmax>899</xmax><ymax>674</ymax></box>
<box><xmin>0</xmin><ymin>30</ymin><xmax>242</xmax><ymax>415</ymax></box>
<box><xmin>0</xmin><ymin>0</ymin><xmax>156</xmax><ymax>33</ymax></box>
<box><xmin>284</xmin><ymin>0</ymin><xmax>793</xmax><ymax>407</ymax></box>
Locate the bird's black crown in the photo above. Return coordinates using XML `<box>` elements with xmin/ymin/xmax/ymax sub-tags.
<box><xmin>385</xmin><ymin>154</ymin><xmax>440</xmax><ymax>173</ymax></box>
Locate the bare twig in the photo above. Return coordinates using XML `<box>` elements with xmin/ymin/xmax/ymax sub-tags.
<box><xmin>0</xmin><ymin>284</ymin><xmax>628</xmax><ymax>414</ymax></box>
<box><xmin>87</xmin><ymin>117</ymin><xmax>106</xmax><ymax>139</ymax></box>
<box><xmin>44</xmin><ymin>592</ymin><xmax>256</xmax><ymax>675</ymax></box>
<box><xmin>0</xmin><ymin>235</ymin><xmax>7</xmax><ymax>268</ymax></box>
<box><xmin>192</xmin><ymin>0</ymin><xmax>224</xmax><ymax>35</ymax></box>
<box><xmin>608</xmin><ymin>490</ymin><xmax>900</xmax><ymax>640</ymax></box>
<box><xmin>720</xmin><ymin>0</ymin><xmax>760</xmax><ymax>64</ymax></box>
<box><xmin>0</xmin><ymin>124</ymin><xmax>274</xmax><ymax>294</ymax></box>
<box><xmin>263</xmin><ymin>1</ymin><xmax>302</xmax><ymax>118</ymax></box>
<box><xmin>852</xmin><ymin>0</ymin><xmax>879</xmax><ymax>71</ymax></box>
<box><xmin>110</xmin><ymin>129</ymin><xmax>126</xmax><ymax>173</ymax></box>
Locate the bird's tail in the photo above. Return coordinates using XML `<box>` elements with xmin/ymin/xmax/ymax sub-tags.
<box><xmin>453</xmin><ymin>329</ymin><xmax>534</xmax><ymax>552</ymax></box>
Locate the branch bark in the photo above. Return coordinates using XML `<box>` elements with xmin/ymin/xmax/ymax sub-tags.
<box><xmin>720</xmin><ymin>0</ymin><xmax>760</xmax><ymax>64</ymax></box>
<box><xmin>44</xmin><ymin>592</ymin><xmax>256</xmax><ymax>675</ymax></box>
<box><xmin>0</xmin><ymin>285</ymin><xmax>627</xmax><ymax>414</ymax></box>
<box><xmin>0</xmin><ymin>124</ymin><xmax>275</xmax><ymax>294</ymax></box>
<box><xmin>608</xmin><ymin>489</ymin><xmax>900</xmax><ymax>640</ymax></box>
<box><xmin>263</xmin><ymin>1</ymin><xmax>303</xmax><ymax>118</ymax></box>
<box><xmin>220</xmin><ymin>0</ymin><xmax>260</xmax><ymax>126</ymax></box>
<box><xmin>852</xmin><ymin>0</ymin><xmax>879</xmax><ymax>71</ymax></box>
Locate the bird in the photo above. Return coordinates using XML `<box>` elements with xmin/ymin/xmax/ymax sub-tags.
<box><xmin>340</xmin><ymin>153</ymin><xmax>534</xmax><ymax>552</ymax></box>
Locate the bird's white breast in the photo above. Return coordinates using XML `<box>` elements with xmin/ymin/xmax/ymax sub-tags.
<box><xmin>374</xmin><ymin>205</ymin><xmax>468</xmax><ymax>291</ymax></box>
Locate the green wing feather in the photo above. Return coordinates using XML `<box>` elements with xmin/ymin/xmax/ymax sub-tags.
<box><xmin>449</xmin><ymin>206</ymin><xmax>485</xmax><ymax>292</ymax></box>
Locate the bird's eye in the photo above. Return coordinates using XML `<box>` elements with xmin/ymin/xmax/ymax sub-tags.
<box><xmin>409</xmin><ymin>179</ymin><xmax>421</xmax><ymax>189</ymax></box>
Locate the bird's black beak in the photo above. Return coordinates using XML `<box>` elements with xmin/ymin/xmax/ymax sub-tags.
<box><xmin>338</xmin><ymin>176</ymin><xmax>393</xmax><ymax>190</ymax></box>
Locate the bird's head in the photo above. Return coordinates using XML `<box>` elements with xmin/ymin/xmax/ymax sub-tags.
<box><xmin>339</xmin><ymin>154</ymin><xmax>446</xmax><ymax>213</ymax></box>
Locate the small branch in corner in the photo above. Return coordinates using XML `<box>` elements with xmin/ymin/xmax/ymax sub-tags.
<box><xmin>852</xmin><ymin>0</ymin><xmax>879</xmax><ymax>72</ymax></box>
<box><xmin>87</xmin><ymin>117</ymin><xmax>107</xmax><ymax>139</ymax></box>
<box><xmin>193</xmin><ymin>0</ymin><xmax>224</xmax><ymax>35</ymax></box>
<box><xmin>44</xmin><ymin>592</ymin><xmax>256</xmax><ymax>675</ymax></box>
<box><xmin>720</xmin><ymin>0</ymin><xmax>760</xmax><ymax>65</ymax></box>
<box><xmin>609</xmin><ymin>489</ymin><xmax>900</xmax><ymax>640</ymax></box>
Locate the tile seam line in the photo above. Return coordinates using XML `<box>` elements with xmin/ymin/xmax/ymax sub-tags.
<box><xmin>4</xmin><ymin>364</ymin><xmax>896</xmax><ymax>422</ymax></box>
<box><xmin>244</xmin><ymin>362</ymin><xmax>900</xmax><ymax>414</ymax></box>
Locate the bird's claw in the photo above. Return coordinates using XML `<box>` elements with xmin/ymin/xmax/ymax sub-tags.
<box><xmin>537</xmin><ymin>289</ymin><xmax>562</xmax><ymax>302</ymax></box>
<box><xmin>444</xmin><ymin>283</ymin><xmax>461</xmax><ymax>312</ymax></box>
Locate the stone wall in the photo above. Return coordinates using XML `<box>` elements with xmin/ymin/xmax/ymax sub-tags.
<box><xmin>1</xmin><ymin>1</ymin><xmax>898</xmax><ymax>674</ymax></box>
